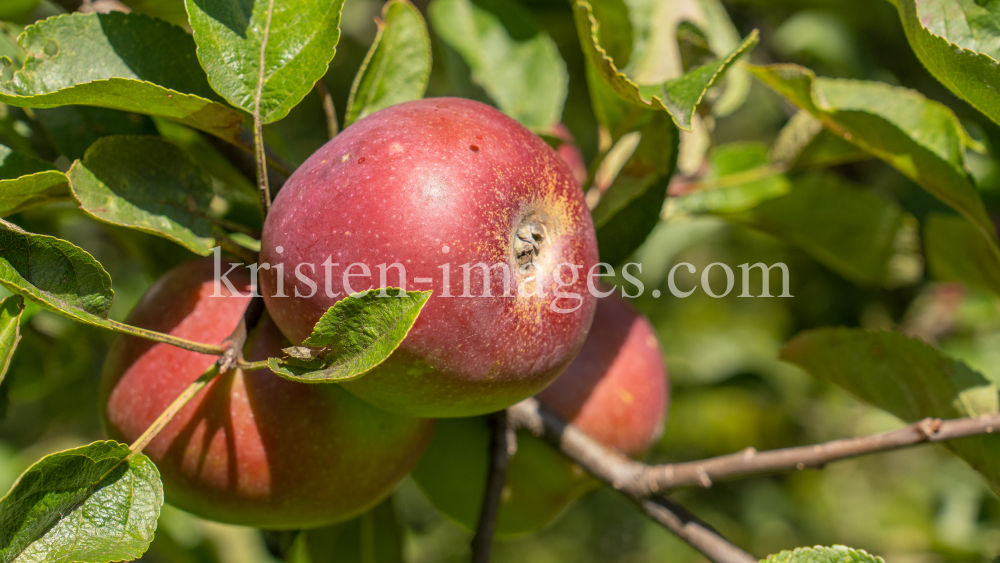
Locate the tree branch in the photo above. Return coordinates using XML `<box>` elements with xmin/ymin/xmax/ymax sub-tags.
<box><xmin>471</xmin><ymin>411</ymin><xmax>515</xmax><ymax>563</ymax></box>
<box><xmin>508</xmin><ymin>398</ymin><xmax>1000</xmax><ymax>563</ymax></box>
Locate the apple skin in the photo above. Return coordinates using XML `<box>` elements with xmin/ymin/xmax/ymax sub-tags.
<box><xmin>259</xmin><ymin>97</ymin><xmax>599</xmax><ymax>418</ymax></box>
<box><xmin>99</xmin><ymin>259</ymin><xmax>435</xmax><ymax>529</ymax></box>
<box><xmin>412</xmin><ymin>293</ymin><xmax>668</xmax><ymax>536</ymax></box>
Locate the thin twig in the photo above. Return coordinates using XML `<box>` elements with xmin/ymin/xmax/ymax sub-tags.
<box><xmin>470</xmin><ymin>411</ymin><xmax>515</xmax><ymax>563</ymax></box>
<box><xmin>508</xmin><ymin>398</ymin><xmax>1000</xmax><ymax>562</ymax></box>
<box><xmin>315</xmin><ymin>79</ymin><xmax>338</xmax><ymax>139</ymax></box>
<box><xmin>253</xmin><ymin>0</ymin><xmax>277</xmax><ymax>219</ymax></box>
<box><xmin>509</xmin><ymin>399</ymin><xmax>1000</xmax><ymax>496</ymax></box>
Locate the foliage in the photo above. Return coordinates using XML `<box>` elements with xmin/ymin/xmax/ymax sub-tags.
<box><xmin>0</xmin><ymin>0</ymin><xmax>998</xmax><ymax>561</ymax></box>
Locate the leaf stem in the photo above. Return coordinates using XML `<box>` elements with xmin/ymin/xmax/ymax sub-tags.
<box><xmin>106</xmin><ymin>319</ymin><xmax>225</xmax><ymax>355</ymax></box>
<box><xmin>128</xmin><ymin>363</ymin><xmax>220</xmax><ymax>458</ymax></box>
<box><xmin>238</xmin><ymin>359</ymin><xmax>269</xmax><ymax>371</ymax></box>
<box><xmin>315</xmin><ymin>79</ymin><xmax>339</xmax><ymax>139</ymax></box>
<box><xmin>254</xmin><ymin>0</ymin><xmax>278</xmax><ymax>219</ymax></box>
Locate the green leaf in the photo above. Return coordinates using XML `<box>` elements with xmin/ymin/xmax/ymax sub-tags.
<box><xmin>924</xmin><ymin>213</ymin><xmax>1000</xmax><ymax>297</ymax></box>
<box><xmin>0</xmin><ymin>296</ymin><xmax>23</xmax><ymax>385</ymax></box>
<box><xmin>781</xmin><ymin>328</ymin><xmax>1000</xmax><ymax>494</ymax></box>
<box><xmin>0</xmin><ymin>145</ymin><xmax>69</xmax><ymax>216</ymax></box>
<box><xmin>892</xmin><ymin>0</ymin><xmax>1000</xmax><ymax>128</ymax></box>
<box><xmin>572</xmin><ymin>0</ymin><xmax>758</xmax><ymax>131</ymax></box>
<box><xmin>67</xmin><ymin>136</ymin><xmax>217</xmax><ymax>256</ymax></box>
<box><xmin>763</xmin><ymin>545</ymin><xmax>885</xmax><ymax>563</ymax></box>
<box><xmin>770</xmin><ymin>111</ymin><xmax>872</xmax><ymax>170</ymax></box>
<box><xmin>720</xmin><ymin>173</ymin><xmax>921</xmax><ymax>288</ymax></box>
<box><xmin>667</xmin><ymin>142</ymin><xmax>790</xmax><ymax>215</ymax></box>
<box><xmin>185</xmin><ymin>0</ymin><xmax>347</xmax><ymax>124</ymax></box>
<box><xmin>270</xmin><ymin>288</ymin><xmax>432</xmax><ymax>382</ymax></box>
<box><xmin>749</xmin><ymin>64</ymin><xmax>996</xmax><ymax>252</ymax></box>
<box><xmin>286</xmin><ymin>499</ymin><xmax>403</xmax><ymax>563</ymax></box>
<box><xmin>344</xmin><ymin>0</ymin><xmax>431</xmax><ymax>128</ymax></box>
<box><xmin>0</xmin><ymin>441</ymin><xmax>162</xmax><ymax>563</ymax></box>
<box><xmin>592</xmin><ymin>111</ymin><xmax>678</xmax><ymax>265</ymax></box>
<box><xmin>0</xmin><ymin>12</ymin><xmax>244</xmax><ymax>142</ymax></box>
<box><xmin>429</xmin><ymin>0</ymin><xmax>566</xmax><ymax>129</ymax></box>
<box><xmin>0</xmin><ymin>219</ymin><xmax>115</xmax><ymax>328</ymax></box>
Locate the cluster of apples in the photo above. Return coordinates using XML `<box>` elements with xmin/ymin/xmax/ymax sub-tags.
<box><xmin>99</xmin><ymin>98</ymin><xmax>669</xmax><ymax>534</ymax></box>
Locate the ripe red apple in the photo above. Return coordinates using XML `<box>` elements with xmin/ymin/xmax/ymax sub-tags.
<box><xmin>412</xmin><ymin>293</ymin><xmax>668</xmax><ymax>536</ymax></box>
<box><xmin>259</xmin><ymin>97</ymin><xmax>599</xmax><ymax>417</ymax></box>
<box><xmin>99</xmin><ymin>259</ymin><xmax>435</xmax><ymax>529</ymax></box>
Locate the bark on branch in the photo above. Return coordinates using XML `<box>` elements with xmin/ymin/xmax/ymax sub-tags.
<box><xmin>508</xmin><ymin>397</ymin><xmax>1000</xmax><ymax>563</ymax></box>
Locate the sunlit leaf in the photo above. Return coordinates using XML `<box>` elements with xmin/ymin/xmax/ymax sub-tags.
<box><xmin>185</xmin><ymin>0</ymin><xmax>347</xmax><ymax>124</ymax></box>
<box><xmin>345</xmin><ymin>0</ymin><xmax>430</xmax><ymax>128</ymax></box>
<box><xmin>270</xmin><ymin>289</ymin><xmax>431</xmax><ymax>382</ymax></box>
<box><xmin>0</xmin><ymin>12</ymin><xmax>244</xmax><ymax>142</ymax></box>
<box><xmin>430</xmin><ymin>0</ymin><xmax>566</xmax><ymax>128</ymax></box>
<box><xmin>892</xmin><ymin>0</ymin><xmax>1000</xmax><ymax>128</ymax></box>
<box><xmin>749</xmin><ymin>64</ymin><xmax>994</xmax><ymax>254</ymax></box>
<box><xmin>0</xmin><ymin>441</ymin><xmax>162</xmax><ymax>563</ymax></box>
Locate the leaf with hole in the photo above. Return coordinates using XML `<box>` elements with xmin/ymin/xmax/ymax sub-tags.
<box><xmin>0</xmin><ymin>440</ymin><xmax>162</xmax><ymax>563</ymax></box>
<box><xmin>185</xmin><ymin>0</ymin><xmax>347</xmax><ymax>124</ymax></box>
<box><xmin>781</xmin><ymin>328</ymin><xmax>1000</xmax><ymax>494</ymax></box>
<box><xmin>67</xmin><ymin>136</ymin><xmax>217</xmax><ymax>256</ymax></box>
<box><xmin>270</xmin><ymin>289</ymin><xmax>431</xmax><ymax>382</ymax></box>
<box><xmin>345</xmin><ymin>0</ymin><xmax>431</xmax><ymax>128</ymax></box>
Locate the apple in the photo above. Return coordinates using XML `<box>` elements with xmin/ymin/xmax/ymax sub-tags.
<box><xmin>259</xmin><ymin>97</ymin><xmax>599</xmax><ymax>417</ymax></box>
<box><xmin>412</xmin><ymin>293</ymin><xmax>668</xmax><ymax>536</ymax></box>
<box><xmin>99</xmin><ymin>259</ymin><xmax>435</xmax><ymax>529</ymax></box>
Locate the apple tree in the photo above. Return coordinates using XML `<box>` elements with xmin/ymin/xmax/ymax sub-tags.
<box><xmin>0</xmin><ymin>0</ymin><xmax>998</xmax><ymax>562</ymax></box>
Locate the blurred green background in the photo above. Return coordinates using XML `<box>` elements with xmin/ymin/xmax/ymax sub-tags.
<box><xmin>3</xmin><ymin>0</ymin><xmax>1000</xmax><ymax>561</ymax></box>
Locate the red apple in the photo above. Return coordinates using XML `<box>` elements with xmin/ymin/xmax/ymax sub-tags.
<box><xmin>259</xmin><ymin>97</ymin><xmax>599</xmax><ymax>417</ymax></box>
<box><xmin>412</xmin><ymin>293</ymin><xmax>668</xmax><ymax>536</ymax></box>
<box><xmin>99</xmin><ymin>259</ymin><xmax>435</xmax><ymax>529</ymax></box>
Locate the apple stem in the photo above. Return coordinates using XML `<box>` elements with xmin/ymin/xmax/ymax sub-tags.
<box><xmin>470</xmin><ymin>410</ymin><xmax>515</xmax><ymax>563</ymax></box>
<box><xmin>106</xmin><ymin>320</ymin><xmax>226</xmax><ymax>356</ymax></box>
<box><xmin>127</xmin><ymin>363</ymin><xmax>221</xmax><ymax>458</ymax></box>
